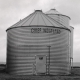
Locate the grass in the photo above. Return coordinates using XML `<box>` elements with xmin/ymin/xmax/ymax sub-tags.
<box><xmin>0</xmin><ymin>64</ymin><xmax>80</xmax><ymax>80</ymax></box>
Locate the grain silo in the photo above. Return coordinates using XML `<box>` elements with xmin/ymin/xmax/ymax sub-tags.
<box><xmin>6</xmin><ymin>10</ymin><xmax>71</xmax><ymax>75</ymax></box>
<box><xmin>45</xmin><ymin>9</ymin><xmax>70</xmax><ymax>29</ymax></box>
<box><xmin>46</xmin><ymin>9</ymin><xmax>74</xmax><ymax>68</ymax></box>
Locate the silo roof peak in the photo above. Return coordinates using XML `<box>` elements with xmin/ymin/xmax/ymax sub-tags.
<box><xmin>35</xmin><ymin>10</ymin><xmax>42</xmax><ymax>12</ymax></box>
<box><xmin>46</xmin><ymin>9</ymin><xmax>61</xmax><ymax>15</ymax></box>
<box><xmin>51</xmin><ymin>8</ymin><xmax>56</xmax><ymax>10</ymax></box>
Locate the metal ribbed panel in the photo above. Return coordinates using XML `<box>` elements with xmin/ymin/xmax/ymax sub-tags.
<box><xmin>7</xmin><ymin>10</ymin><xmax>68</xmax><ymax>30</ymax></box>
<box><xmin>46</xmin><ymin>9</ymin><xmax>73</xmax><ymax>69</ymax></box>
<box><xmin>69</xmin><ymin>26</ymin><xmax>74</xmax><ymax>67</ymax></box>
<box><xmin>59</xmin><ymin>15</ymin><xmax>69</xmax><ymax>28</ymax></box>
<box><xmin>7</xmin><ymin>27</ymin><xmax>70</xmax><ymax>75</ymax></box>
<box><xmin>45</xmin><ymin>9</ymin><xmax>70</xmax><ymax>29</ymax></box>
<box><xmin>47</xmin><ymin>14</ymin><xmax>70</xmax><ymax>28</ymax></box>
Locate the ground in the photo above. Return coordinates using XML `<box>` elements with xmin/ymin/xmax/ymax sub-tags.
<box><xmin>0</xmin><ymin>64</ymin><xmax>80</xmax><ymax>80</ymax></box>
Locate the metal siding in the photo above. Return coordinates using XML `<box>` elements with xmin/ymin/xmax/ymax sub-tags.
<box><xmin>7</xmin><ymin>27</ymin><xmax>70</xmax><ymax>75</ymax></box>
<box><xmin>47</xmin><ymin>14</ymin><xmax>70</xmax><ymax>29</ymax></box>
<box><xmin>69</xmin><ymin>26</ymin><xmax>73</xmax><ymax>67</ymax></box>
<box><xmin>47</xmin><ymin>13</ymin><xmax>73</xmax><ymax>71</ymax></box>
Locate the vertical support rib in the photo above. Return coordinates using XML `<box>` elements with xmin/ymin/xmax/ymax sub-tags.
<box><xmin>47</xmin><ymin>46</ymin><xmax>51</xmax><ymax>75</ymax></box>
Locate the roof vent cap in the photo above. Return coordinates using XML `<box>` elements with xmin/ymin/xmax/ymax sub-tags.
<box><xmin>51</xmin><ymin>8</ymin><xmax>56</xmax><ymax>10</ymax></box>
<box><xmin>35</xmin><ymin>10</ymin><xmax>42</xmax><ymax>12</ymax></box>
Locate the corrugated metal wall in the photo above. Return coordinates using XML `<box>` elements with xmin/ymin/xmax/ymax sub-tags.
<box><xmin>46</xmin><ymin>11</ymin><xmax>73</xmax><ymax>68</ymax></box>
<box><xmin>69</xmin><ymin>26</ymin><xmax>74</xmax><ymax>67</ymax></box>
<box><xmin>7</xmin><ymin>27</ymin><xmax>70</xmax><ymax>75</ymax></box>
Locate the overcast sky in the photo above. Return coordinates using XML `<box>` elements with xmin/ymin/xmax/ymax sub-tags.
<box><xmin>0</xmin><ymin>0</ymin><xmax>80</xmax><ymax>62</ymax></box>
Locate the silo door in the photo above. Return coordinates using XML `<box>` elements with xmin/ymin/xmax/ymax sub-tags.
<box><xmin>36</xmin><ymin>55</ymin><xmax>46</xmax><ymax>74</ymax></box>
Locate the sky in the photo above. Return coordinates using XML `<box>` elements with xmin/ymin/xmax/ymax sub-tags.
<box><xmin>0</xmin><ymin>0</ymin><xmax>80</xmax><ymax>62</ymax></box>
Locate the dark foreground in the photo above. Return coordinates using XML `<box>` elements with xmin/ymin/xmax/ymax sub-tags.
<box><xmin>0</xmin><ymin>64</ymin><xmax>80</xmax><ymax>80</ymax></box>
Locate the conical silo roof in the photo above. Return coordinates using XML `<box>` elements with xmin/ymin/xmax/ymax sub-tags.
<box><xmin>6</xmin><ymin>10</ymin><xmax>69</xmax><ymax>31</ymax></box>
<box><xmin>46</xmin><ymin>9</ymin><xmax>70</xmax><ymax>19</ymax></box>
<box><xmin>45</xmin><ymin>9</ymin><xmax>61</xmax><ymax>15</ymax></box>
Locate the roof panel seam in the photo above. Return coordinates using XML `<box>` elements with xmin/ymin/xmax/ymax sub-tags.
<box><xmin>11</xmin><ymin>20</ymin><xmax>22</xmax><ymax>28</ymax></box>
<box><xmin>20</xmin><ymin>12</ymin><xmax>36</xmax><ymax>26</ymax></box>
<box><xmin>37</xmin><ymin>12</ymin><xmax>39</xmax><ymax>26</ymax></box>
<box><xmin>40</xmin><ymin>12</ymin><xmax>47</xmax><ymax>26</ymax></box>
<box><xmin>46</xmin><ymin>14</ymin><xmax>68</xmax><ymax>29</ymax></box>
<box><xmin>42</xmin><ymin>12</ymin><xmax>55</xmax><ymax>26</ymax></box>
<box><xmin>16</xmin><ymin>13</ymin><xmax>34</xmax><ymax>27</ymax></box>
<box><xmin>29</xmin><ymin>12</ymin><xmax>37</xmax><ymax>26</ymax></box>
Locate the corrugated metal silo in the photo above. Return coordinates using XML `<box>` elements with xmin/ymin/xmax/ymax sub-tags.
<box><xmin>6</xmin><ymin>10</ymin><xmax>71</xmax><ymax>75</ymax></box>
<box><xmin>46</xmin><ymin>9</ymin><xmax>74</xmax><ymax>68</ymax></box>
